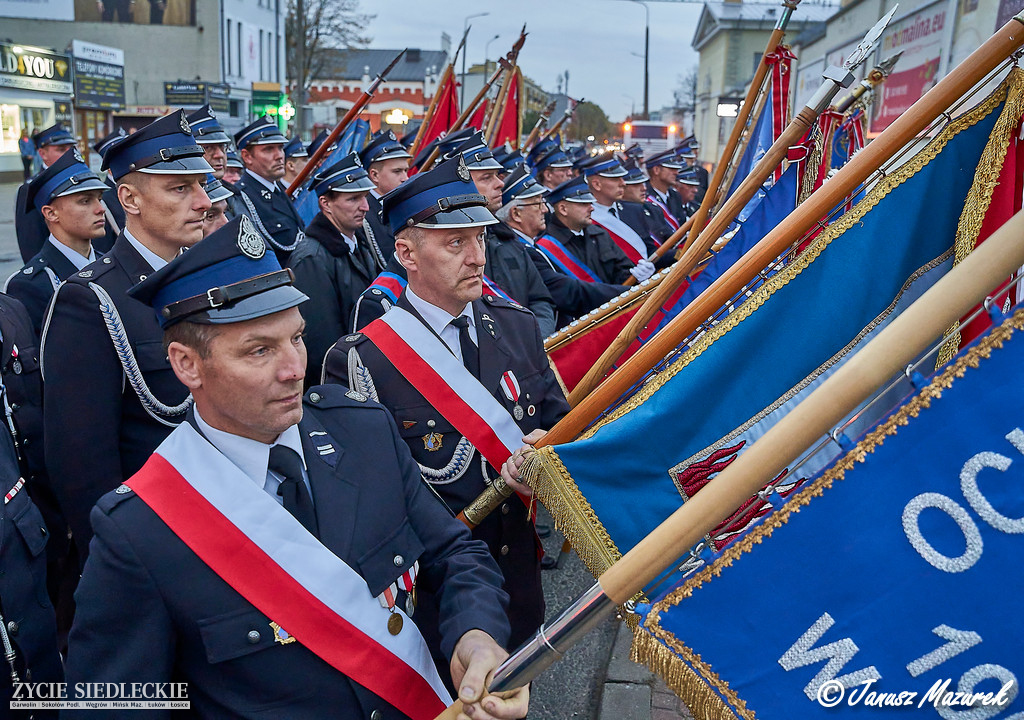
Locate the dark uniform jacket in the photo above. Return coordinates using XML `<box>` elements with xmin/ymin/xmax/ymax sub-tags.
<box><xmin>42</xmin><ymin>235</ymin><xmax>189</xmax><ymax>558</ymax></box>
<box><xmin>544</xmin><ymin>215</ymin><xmax>634</xmax><ymax>285</ymax></box>
<box><xmin>324</xmin><ymin>294</ymin><xmax>570</xmax><ymax>681</ymax></box>
<box><xmin>234</xmin><ymin>170</ymin><xmax>304</xmax><ymax>265</ymax></box>
<box><xmin>5</xmin><ymin>239</ymin><xmax>82</xmax><ymax>336</ymax></box>
<box><xmin>365</xmin><ymin>193</ymin><xmax>396</xmax><ymax>259</ymax></box>
<box><xmin>692</xmin><ymin>164</ymin><xmax>710</xmax><ymax>203</ymax></box>
<box><xmin>351</xmin><ymin>254</ymin><xmax>405</xmax><ymax>333</ymax></box>
<box><xmin>66</xmin><ymin>387</ymin><xmax>509</xmax><ymax>719</ymax></box>
<box><xmin>618</xmin><ymin>201</ymin><xmax>676</xmax><ymax>269</ymax></box>
<box><xmin>646</xmin><ymin>182</ymin><xmax>686</xmax><ymax>227</ymax></box>
<box><xmin>98</xmin><ymin>176</ymin><xmax>124</xmax><ymax>251</ymax></box>
<box><xmin>289</xmin><ymin>212</ymin><xmax>383</xmax><ymax>383</ymax></box>
<box><xmin>485</xmin><ymin>223</ymin><xmax>556</xmax><ymax>337</ymax></box>
<box><xmin>1</xmin><ymin>436</ymin><xmax>62</xmax><ymax>718</ymax></box>
<box><xmin>15</xmin><ymin>181</ymin><xmax>47</xmax><ymax>264</ymax></box>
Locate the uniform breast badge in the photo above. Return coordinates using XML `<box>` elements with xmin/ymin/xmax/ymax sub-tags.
<box><xmin>269</xmin><ymin>621</ymin><xmax>296</xmax><ymax>645</ymax></box>
<box><xmin>423</xmin><ymin>432</ymin><xmax>443</xmax><ymax>451</ymax></box>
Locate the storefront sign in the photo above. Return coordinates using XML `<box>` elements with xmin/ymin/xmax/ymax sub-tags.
<box><xmin>164</xmin><ymin>81</ymin><xmax>230</xmax><ymax>110</ymax></box>
<box><xmin>0</xmin><ymin>0</ymin><xmax>73</xmax><ymax>20</ymax></box>
<box><xmin>72</xmin><ymin>40</ymin><xmax>125</xmax><ymax>111</ymax></box>
<box><xmin>0</xmin><ymin>42</ymin><xmax>73</xmax><ymax>94</ymax></box>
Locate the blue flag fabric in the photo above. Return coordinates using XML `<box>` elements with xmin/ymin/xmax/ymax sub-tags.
<box><xmin>637</xmin><ymin>307</ymin><xmax>1024</xmax><ymax>718</ymax></box>
<box><xmin>726</xmin><ymin>89</ymin><xmax>775</xmax><ymax>206</ymax></box>
<box><xmin>293</xmin><ymin>119</ymin><xmax>371</xmax><ymax>225</ymax></box>
<box><xmin>531</xmin><ymin>79</ymin><xmax>1011</xmax><ymax>573</ymax></box>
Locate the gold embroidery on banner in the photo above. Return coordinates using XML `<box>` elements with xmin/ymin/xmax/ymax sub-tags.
<box><xmin>579</xmin><ymin>76</ymin><xmax>1012</xmax><ymax>443</ymax></box>
<box><xmin>636</xmin><ymin>309</ymin><xmax>1024</xmax><ymax>720</ymax></box>
<box><xmin>936</xmin><ymin>68</ymin><xmax>1024</xmax><ymax>366</ymax></box>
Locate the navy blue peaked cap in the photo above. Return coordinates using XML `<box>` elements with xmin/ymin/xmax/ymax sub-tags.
<box><xmin>312</xmin><ymin>152</ymin><xmax>375</xmax><ymax>196</ymax></box>
<box><xmin>25</xmin><ymin>147</ymin><xmax>108</xmax><ymax>212</ymax></box>
<box><xmin>360</xmin><ymin>129</ymin><xmax>412</xmax><ymax>166</ymax></box>
<box><xmin>186</xmin><ymin>105</ymin><xmax>231</xmax><ymax>145</ymax></box>
<box><xmin>33</xmin><ymin>123</ymin><xmax>75</xmax><ymax>149</ymax></box>
<box><xmin>381</xmin><ymin>155</ymin><xmax>497</xmax><ymax>235</ymax></box>
<box><xmin>129</xmin><ymin>214</ymin><xmax>307</xmax><ymax>328</ymax></box>
<box><xmin>546</xmin><ymin>175</ymin><xmax>595</xmax><ymax>205</ymax></box>
<box><xmin>92</xmin><ymin>128</ymin><xmax>128</xmax><ymax>159</ymax></box>
<box><xmin>102</xmin><ymin>110</ymin><xmax>211</xmax><ymax>180</ymax></box>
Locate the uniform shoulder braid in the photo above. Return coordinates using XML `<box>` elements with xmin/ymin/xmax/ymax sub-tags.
<box><xmin>481</xmin><ymin>293</ymin><xmax>530</xmax><ymax>314</ymax></box>
<box><xmin>304</xmin><ymin>382</ymin><xmax>377</xmax><ymax>409</ymax></box>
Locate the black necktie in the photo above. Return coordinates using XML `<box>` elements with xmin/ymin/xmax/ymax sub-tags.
<box><xmin>610</xmin><ymin>204</ymin><xmax>618</xmax><ymax>217</ymax></box>
<box><xmin>450</xmin><ymin>316</ymin><xmax>480</xmax><ymax>378</ymax></box>
<box><xmin>269</xmin><ymin>445</ymin><xmax>318</xmax><ymax>536</ymax></box>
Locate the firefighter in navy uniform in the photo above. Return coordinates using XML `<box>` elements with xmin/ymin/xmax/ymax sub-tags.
<box><xmin>15</xmin><ymin>124</ymin><xmax>77</xmax><ymax>264</ymax></box>
<box><xmin>65</xmin><ymin>216</ymin><xmax>527</xmax><ymax>720</ymax></box>
<box><xmin>42</xmin><ymin>110</ymin><xmax>212</xmax><ymax>562</ymax></box>
<box><xmin>676</xmin><ymin>167</ymin><xmax>704</xmax><ymax>224</ymax></box>
<box><xmin>644</xmin><ymin>149</ymin><xmax>686</xmax><ymax>229</ymax></box>
<box><xmin>495</xmin><ymin>165</ymin><xmax>626</xmax><ymax>330</ymax></box>
<box><xmin>323</xmin><ymin>156</ymin><xmax>570</xmax><ymax>689</ymax></box>
<box><xmin>6</xmin><ymin>150</ymin><xmax>108</xmax><ymax>335</ymax></box>
<box><xmin>288</xmin><ymin>152</ymin><xmax>384</xmax><ymax>383</ymax></box>
<box><xmin>618</xmin><ymin>158</ymin><xmax>676</xmax><ymax>267</ymax></box>
<box><xmin>232</xmin><ymin>116</ymin><xmax>304</xmax><ymax>265</ymax></box>
<box><xmin>359</xmin><ymin>129</ymin><xmax>413</xmax><ymax>260</ymax></box>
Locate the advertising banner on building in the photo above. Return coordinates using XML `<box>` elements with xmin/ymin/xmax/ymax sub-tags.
<box><xmin>0</xmin><ymin>42</ymin><xmax>73</xmax><ymax>94</ymax></box>
<box><xmin>72</xmin><ymin>40</ymin><xmax>125</xmax><ymax>111</ymax></box>
<box><xmin>0</xmin><ymin>0</ymin><xmax>73</xmax><ymax>20</ymax></box>
<box><xmin>872</xmin><ymin>1</ymin><xmax>947</xmax><ymax>133</ymax></box>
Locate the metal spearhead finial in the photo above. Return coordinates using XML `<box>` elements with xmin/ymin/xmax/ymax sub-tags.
<box><xmin>845</xmin><ymin>5</ymin><xmax>898</xmax><ymax>71</ymax></box>
<box><xmin>379</xmin><ymin>48</ymin><xmax>407</xmax><ymax>79</ymax></box>
<box><xmin>877</xmin><ymin>50</ymin><xmax>903</xmax><ymax>77</ymax></box>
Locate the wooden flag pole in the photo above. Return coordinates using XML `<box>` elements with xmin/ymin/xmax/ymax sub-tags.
<box><xmin>523</xmin><ymin>100</ymin><xmax>557</xmax><ymax>153</ymax></box>
<box><xmin>436</xmin><ymin>204</ymin><xmax>1024</xmax><ymax>718</ymax></box>
<box><xmin>450</xmin><ymin>12</ymin><xmax>1024</xmax><ymax>532</ymax></box>
<box><xmin>549</xmin><ymin>13</ymin><xmax>1024</xmax><ymax>443</ymax></box>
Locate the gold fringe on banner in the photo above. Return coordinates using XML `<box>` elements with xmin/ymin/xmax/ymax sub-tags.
<box><xmin>935</xmin><ymin>67</ymin><xmax>1024</xmax><ymax>367</ymax></box>
<box><xmin>634</xmin><ymin>307</ymin><xmax>1024</xmax><ymax>719</ymax></box>
<box><xmin>523</xmin><ymin>72</ymin><xmax>1017</xmax><ymax>600</ymax></box>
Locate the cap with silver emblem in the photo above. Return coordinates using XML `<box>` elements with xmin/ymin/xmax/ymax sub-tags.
<box><xmin>444</xmin><ymin>130</ymin><xmax>503</xmax><ymax>171</ymax></box>
<box><xmin>312</xmin><ymin>152</ymin><xmax>376</xmax><ymax>197</ymax></box>
<box><xmin>128</xmin><ymin>214</ymin><xmax>307</xmax><ymax>328</ymax></box>
<box><xmin>380</xmin><ymin>155</ymin><xmax>498</xmax><ymax>235</ymax></box>
<box><xmin>359</xmin><ymin>129</ymin><xmax>412</xmax><ymax>167</ymax></box>
<box><xmin>102</xmin><ymin>109</ymin><xmax>213</xmax><ymax>181</ymax></box>
<box><xmin>545</xmin><ymin>175</ymin><xmax>596</xmax><ymax>205</ymax></box>
<box><xmin>234</xmin><ymin>115</ymin><xmax>288</xmax><ymax>150</ymax></box>
<box><xmin>501</xmin><ymin>164</ymin><xmax>548</xmax><ymax>208</ymax></box>
<box><xmin>25</xmin><ymin>148</ymin><xmax>109</xmax><ymax>212</ymax></box>
<box><xmin>186</xmin><ymin>104</ymin><xmax>231</xmax><ymax>146</ymax></box>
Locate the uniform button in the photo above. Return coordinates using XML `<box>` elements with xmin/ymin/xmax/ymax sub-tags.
<box><xmin>247</xmin><ymin>630</ymin><xmax>261</xmax><ymax>644</ymax></box>
<box><xmin>139</xmin><ymin>274</ymin><xmax>147</xmax><ymax>281</ymax></box>
<box><xmin>426</xmin><ymin>420</ymin><xmax>435</xmax><ymax>428</ymax></box>
<box><xmin>370</xmin><ymin>711</ymin><xmax>382</xmax><ymax>720</ymax></box>
<box><xmin>22</xmin><ymin>438</ymin><xmax>29</xmax><ymax>446</ymax></box>
<box><xmin>309</xmin><ymin>392</ymin><xmax>321</xmax><ymax>403</ymax></box>
<box><xmin>501</xmin><ymin>503</ymin><xmax>510</xmax><ymax>515</ymax></box>
<box><xmin>393</xmin><ymin>554</ymin><xmax>404</xmax><ymax>567</ymax></box>
<box><xmin>500</xmin><ymin>545</ymin><xmax>509</xmax><ymax>556</ymax></box>
<box><xmin>7</xmin><ymin>621</ymin><xmax>18</xmax><ymax>636</ymax></box>
<box><xmin>102</xmin><ymin>257</ymin><xmax>112</xmax><ymax>264</ymax></box>
<box><xmin>9</xmin><ymin>403</ymin><xmax>18</xmax><ymax>411</ymax></box>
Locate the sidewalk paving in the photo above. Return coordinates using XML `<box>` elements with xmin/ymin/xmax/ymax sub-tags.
<box><xmin>0</xmin><ymin>181</ymin><xmax>26</xmax><ymax>280</ymax></box>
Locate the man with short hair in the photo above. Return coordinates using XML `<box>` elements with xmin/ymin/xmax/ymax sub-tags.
<box><xmin>66</xmin><ymin>215</ymin><xmax>527</xmax><ymax>720</ymax></box>
<box><xmin>530</xmin><ymin>143</ymin><xmax>573</xmax><ymax>191</ymax></box>
<box><xmin>645</xmin><ymin>149</ymin><xmax>686</xmax><ymax>231</ymax></box>
<box><xmin>233</xmin><ymin>116</ymin><xmax>304</xmax><ymax>264</ymax></box>
<box><xmin>15</xmin><ymin>124</ymin><xmax>78</xmax><ymax>263</ymax></box>
<box><xmin>359</xmin><ymin>129</ymin><xmax>412</xmax><ymax>258</ymax></box>
<box><xmin>42</xmin><ymin>110</ymin><xmax>212</xmax><ymax>560</ymax></box>
<box><xmin>6</xmin><ymin>150</ymin><xmax>109</xmax><ymax>334</ymax></box>
<box><xmin>539</xmin><ymin>176</ymin><xmax>638</xmax><ymax>286</ymax></box>
<box><xmin>91</xmin><ymin>127</ymin><xmax>129</xmax><ymax>251</ymax></box>
<box><xmin>495</xmin><ymin>165</ymin><xmax>625</xmax><ymax>330</ymax></box>
<box><xmin>325</xmin><ymin>156</ymin><xmax>569</xmax><ymax>691</ymax></box>
<box><xmin>289</xmin><ymin>153</ymin><xmax>383</xmax><ymax>383</ymax></box>
<box><xmin>619</xmin><ymin>158</ymin><xmax>675</xmax><ymax>252</ymax></box>
<box><xmin>201</xmin><ymin>175</ymin><xmax>233</xmax><ymax>237</ymax></box>
<box><xmin>676</xmin><ymin>167</ymin><xmax>703</xmax><ymax>223</ymax></box>
<box><xmin>282</xmin><ymin>136</ymin><xmax>309</xmax><ymax>187</ymax></box>
<box><xmin>582</xmin><ymin>152</ymin><xmax>656</xmax><ymax>280</ymax></box>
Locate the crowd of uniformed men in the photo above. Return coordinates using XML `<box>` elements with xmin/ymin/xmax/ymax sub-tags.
<box><xmin>1</xmin><ymin>106</ymin><xmax>706</xmax><ymax>718</ymax></box>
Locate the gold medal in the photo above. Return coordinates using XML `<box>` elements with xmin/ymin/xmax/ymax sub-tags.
<box><xmin>387</xmin><ymin>612</ymin><xmax>404</xmax><ymax>636</ymax></box>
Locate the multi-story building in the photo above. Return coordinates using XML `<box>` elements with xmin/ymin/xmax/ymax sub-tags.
<box><xmin>0</xmin><ymin>0</ymin><xmax>283</xmax><ymax>179</ymax></box>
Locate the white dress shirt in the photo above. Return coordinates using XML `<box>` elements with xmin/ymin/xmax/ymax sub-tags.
<box><xmin>124</xmin><ymin>228</ymin><xmax>168</xmax><ymax>272</ymax></box>
<box><xmin>48</xmin><ymin>235</ymin><xmax>96</xmax><ymax>271</ymax></box>
<box><xmin>404</xmin><ymin>285</ymin><xmax>477</xmax><ymax>363</ymax></box>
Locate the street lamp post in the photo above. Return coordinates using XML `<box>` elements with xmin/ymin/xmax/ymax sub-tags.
<box><xmin>631</xmin><ymin>0</ymin><xmax>650</xmax><ymax>120</ymax></box>
<box><xmin>484</xmin><ymin>34</ymin><xmax>501</xmax><ymax>76</ymax></box>
<box><xmin>461</xmin><ymin>12</ymin><xmax>490</xmax><ymax>107</ymax></box>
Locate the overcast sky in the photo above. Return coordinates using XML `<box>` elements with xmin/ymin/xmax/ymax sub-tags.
<box><xmin>364</xmin><ymin>0</ymin><xmax>704</xmax><ymax>122</ymax></box>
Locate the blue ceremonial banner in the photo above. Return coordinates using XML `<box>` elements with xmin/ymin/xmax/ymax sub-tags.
<box><xmin>726</xmin><ymin>88</ymin><xmax>775</xmax><ymax>208</ymax></box>
<box><xmin>636</xmin><ymin>307</ymin><xmax>1024</xmax><ymax>719</ymax></box>
<box><xmin>293</xmin><ymin>119</ymin><xmax>371</xmax><ymax>225</ymax></box>
<box><xmin>528</xmin><ymin>72</ymin><xmax>1024</xmax><ymax>584</ymax></box>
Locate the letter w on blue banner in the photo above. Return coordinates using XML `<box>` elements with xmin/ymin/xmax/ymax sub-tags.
<box><xmin>293</xmin><ymin>119</ymin><xmax>371</xmax><ymax>225</ymax></box>
<box><xmin>525</xmin><ymin>71</ymin><xmax>1023</xmax><ymax>586</ymax></box>
<box><xmin>634</xmin><ymin>307</ymin><xmax>1024</xmax><ymax>719</ymax></box>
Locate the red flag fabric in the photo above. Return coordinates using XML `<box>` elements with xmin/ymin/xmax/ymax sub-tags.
<box><xmin>491</xmin><ymin>68</ymin><xmax>523</xmax><ymax>148</ymax></box>
<box><xmin>468</xmin><ymin>98</ymin><xmax>489</xmax><ymax>134</ymax></box>
<box><xmin>415</xmin><ymin>65</ymin><xmax>460</xmax><ymax>156</ymax></box>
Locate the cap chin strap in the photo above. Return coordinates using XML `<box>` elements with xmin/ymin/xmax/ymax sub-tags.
<box><xmin>161</xmin><ymin>269</ymin><xmax>296</xmax><ymax>324</ymax></box>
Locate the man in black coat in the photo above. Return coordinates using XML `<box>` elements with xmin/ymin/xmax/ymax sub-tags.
<box><xmin>66</xmin><ymin>216</ymin><xmax>527</xmax><ymax>719</ymax></box>
<box><xmin>495</xmin><ymin>165</ymin><xmax>626</xmax><ymax>331</ymax></box>
<box><xmin>644</xmin><ymin>149</ymin><xmax>686</xmax><ymax>231</ymax></box>
<box><xmin>42</xmin><ymin>110</ymin><xmax>212</xmax><ymax>561</ymax></box>
<box><xmin>541</xmin><ymin>176</ymin><xmax>637</xmax><ymax>286</ymax></box>
<box><xmin>233</xmin><ymin>116</ymin><xmax>305</xmax><ymax>264</ymax></box>
<box><xmin>289</xmin><ymin>152</ymin><xmax>383</xmax><ymax>383</ymax></box>
<box><xmin>6</xmin><ymin>149</ymin><xmax>109</xmax><ymax>334</ymax></box>
<box><xmin>15</xmin><ymin>124</ymin><xmax>77</xmax><ymax>263</ymax></box>
<box><xmin>324</xmin><ymin>156</ymin><xmax>569</xmax><ymax>688</ymax></box>
<box><xmin>360</xmin><ymin>129</ymin><xmax>413</xmax><ymax>259</ymax></box>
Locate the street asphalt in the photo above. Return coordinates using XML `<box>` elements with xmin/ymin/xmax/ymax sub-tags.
<box><xmin>0</xmin><ymin>178</ymin><xmax>693</xmax><ymax>719</ymax></box>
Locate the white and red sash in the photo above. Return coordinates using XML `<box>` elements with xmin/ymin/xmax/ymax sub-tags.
<box><xmin>590</xmin><ymin>204</ymin><xmax>646</xmax><ymax>263</ymax></box>
<box><xmin>646</xmin><ymin>192</ymin><xmax>680</xmax><ymax>231</ymax></box>
<box><xmin>362</xmin><ymin>306</ymin><xmax>524</xmax><ymax>470</ymax></box>
<box><xmin>126</xmin><ymin>422</ymin><xmax>450</xmax><ymax>719</ymax></box>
